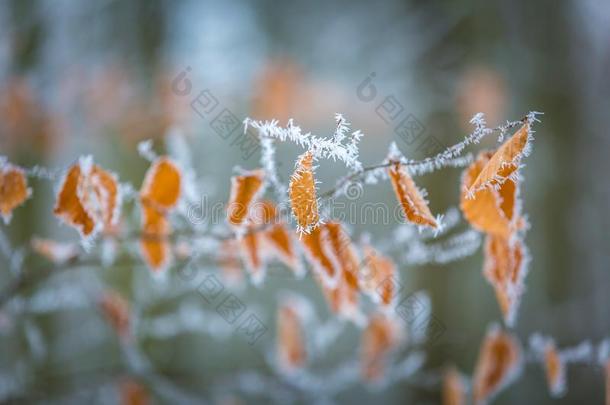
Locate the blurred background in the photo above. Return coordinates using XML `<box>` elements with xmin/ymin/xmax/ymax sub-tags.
<box><xmin>1</xmin><ymin>0</ymin><xmax>609</xmax><ymax>403</ymax></box>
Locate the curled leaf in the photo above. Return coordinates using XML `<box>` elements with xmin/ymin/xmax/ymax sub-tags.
<box><xmin>289</xmin><ymin>151</ymin><xmax>319</xmax><ymax>234</ymax></box>
<box><xmin>0</xmin><ymin>160</ymin><xmax>31</xmax><ymax>224</ymax></box>
<box><xmin>388</xmin><ymin>162</ymin><xmax>437</xmax><ymax>228</ymax></box>
<box><xmin>473</xmin><ymin>326</ymin><xmax>522</xmax><ymax>405</ymax></box>
<box><xmin>54</xmin><ymin>157</ymin><xmax>120</xmax><ymax>239</ymax></box>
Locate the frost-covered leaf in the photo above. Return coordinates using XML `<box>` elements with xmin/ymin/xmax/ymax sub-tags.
<box><xmin>443</xmin><ymin>366</ymin><xmax>466</xmax><ymax>405</ymax></box>
<box><xmin>227</xmin><ymin>169</ymin><xmax>265</xmax><ymax>229</ymax></box>
<box><xmin>543</xmin><ymin>340</ymin><xmax>567</xmax><ymax>397</ymax></box>
<box><xmin>483</xmin><ymin>235</ymin><xmax>528</xmax><ymax>326</ymax></box>
<box><xmin>99</xmin><ymin>290</ymin><xmax>130</xmax><ymax>340</ymax></box>
<box><xmin>277</xmin><ymin>298</ymin><xmax>308</xmax><ymax>372</ymax></box>
<box><xmin>473</xmin><ymin>326</ymin><xmax>522</xmax><ymax>405</ymax></box>
<box><xmin>388</xmin><ymin>162</ymin><xmax>437</xmax><ymax>229</ymax></box>
<box><xmin>289</xmin><ymin>151</ymin><xmax>320</xmax><ymax>234</ymax></box>
<box><xmin>468</xmin><ymin>123</ymin><xmax>531</xmax><ymax>193</ymax></box>
<box><xmin>460</xmin><ymin>151</ymin><xmax>522</xmax><ymax>238</ymax></box>
<box><xmin>30</xmin><ymin>237</ymin><xmax>79</xmax><ymax>264</ymax></box>
<box><xmin>360</xmin><ymin>313</ymin><xmax>401</xmax><ymax>382</ymax></box>
<box><xmin>54</xmin><ymin>156</ymin><xmax>120</xmax><ymax>242</ymax></box>
<box><xmin>0</xmin><ymin>159</ymin><xmax>31</xmax><ymax>224</ymax></box>
<box><xmin>361</xmin><ymin>246</ymin><xmax>398</xmax><ymax>308</ymax></box>
<box><xmin>300</xmin><ymin>226</ymin><xmax>339</xmax><ymax>287</ymax></box>
<box><xmin>139</xmin><ymin>156</ymin><xmax>181</xmax><ymax>273</ymax></box>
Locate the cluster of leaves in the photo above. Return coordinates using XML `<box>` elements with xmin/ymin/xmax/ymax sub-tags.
<box><xmin>3</xmin><ymin>110</ymin><xmax>608</xmax><ymax>403</ymax></box>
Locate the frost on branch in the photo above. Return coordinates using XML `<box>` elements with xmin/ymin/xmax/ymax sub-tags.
<box><xmin>244</xmin><ymin>113</ymin><xmax>364</xmax><ymax>171</ymax></box>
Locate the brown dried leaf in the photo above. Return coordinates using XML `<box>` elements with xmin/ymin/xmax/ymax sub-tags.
<box><xmin>361</xmin><ymin>313</ymin><xmax>399</xmax><ymax>382</ymax></box>
<box><xmin>139</xmin><ymin>205</ymin><xmax>171</xmax><ymax>273</ymax></box>
<box><xmin>483</xmin><ymin>235</ymin><xmax>526</xmax><ymax>326</ymax></box>
<box><xmin>443</xmin><ymin>366</ymin><xmax>466</xmax><ymax>405</ymax></box>
<box><xmin>240</xmin><ymin>231</ymin><xmax>264</xmax><ymax>284</ymax></box>
<box><xmin>277</xmin><ymin>302</ymin><xmax>307</xmax><ymax>371</ymax></box>
<box><xmin>473</xmin><ymin>327</ymin><xmax>521</xmax><ymax>405</ymax></box>
<box><xmin>120</xmin><ymin>379</ymin><xmax>149</xmax><ymax>405</ymax></box>
<box><xmin>140</xmin><ymin>157</ymin><xmax>182</xmax><ymax>211</ymax></box>
<box><xmin>318</xmin><ymin>222</ymin><xmax>361</xmax><ymax>319</ymax></box>
<box><xmin>544</xmin><ymin>341</ymin><xmax>566</xmax><ymax>397</ymax></box>
<box><xmin>461</xmin><ymin>152</ymin><xmax>521</xmax><ymax>238</ymax></box>
<box><xmin>300</xmin><ymin>226</ymin><xmax>338</xmax><ymax>286</ymax></box>
<box><xmin>362</xmin><ymin>246</ymin><xmax>397</xmax><ymax>307</ymax></box>
<box><xmin>139</xmin><ymin>157</ymin><xmax>181</xmax><ymax>273</ymax></box>
<box><xmin>99</xmin><ymin>290</ymin><xmax>130</xmax><ymax>339</ymax></box>
<box><xmin>388</xmin><ymin>162</ymin><xmax>437</xmax><ymax>228</ymax></box>
<box><xmin>0</xmin><ymin>161</ymin><xmax>31</xmax><ymax>224</ymax></box>
<box><xmin>31</xmin><ymin>237</ymin><xmax>79</xmax><ymax>264</ymax></box>
<box><xmin>469</xmin><ymin>123</ymin><xmax>530</xmax><ymax>193</ymax></box>
<box><xmin>227</xmin><ymin>169</ymin><xmax>265</xmax><ymax>228</ymax></box>
<box><xmin>54</xmin><ymin>163</ymin><xmax>96</xmax><ymax>236</ymax></box>
<box><xmin>289</xmin><ymin>151</ymin><xmax>319</xmax><ymax>234</ymax></box>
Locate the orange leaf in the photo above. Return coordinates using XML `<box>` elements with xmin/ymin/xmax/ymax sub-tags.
<box><xmin>361</xmin><ymin>246</ymin><xmax>398</xmax><ymax>307</ymax></box>
<box><xmin>300</xmin><ymin>226</ymin><xmax>338</xmax><ymax>287</ymax></box>
<box><xmin>289</xmin><ymin>151</ymin><xmax>319</xmax><ymax>234</ymax></box>
<box><xmin>139</xmin><ymin>157</ymin><xmax>180</xmax><ymax>273</ymax></box>
<box><xmin>120</xmin><ymin>379</ymin><xmax>149</xmax><ymax>405</ymax></box>
<box><xmin>54</xmin><ymin>158</ymin><xmax>120</xmax><ymax>238</ymax></box>
<box><xmin>443</xmin><ymin>366</ymin><xmax>466</xmax><ymax>405</ymax></box>
<box><xmin>483</xmin><ymin>235</ymin><xmax>526</xmax><ymax>326</ymax></box>
<box><xmin>460</xmin><ymin>152</ymin><xmax>521</xmax><ymax>238</ymax></box>
<box><xmin>468</xmin><ymin>123</ymin><xmax>530</xmax><ymax>193</ymax></box>
<box><xmin>544</xmin><ymin>341</ymin><xmax>566</xmax><ymax>397</ymax></box>
<box><xmin>254</xmin><ymin>200</ymin><xmax>301</xmax><ymax>275</ymax></box>
<box><xmin>318</xmin><ymin>222</ymin><xmax>361</xmax><ymax>319</ymax></box>
<box><xmin>240</xmin><ymin>231</ymin><xmax>264</xmax><ymax>284</ymax></box>
<box><xmin>472</xmin><ymin>327</ymin><xmax>522</xmax><ymax>405</ymax></box>
<box><xmin>99</xmin><ymin>290</ymin><xmax>130</xmax><ymax>339</ymax></box>
<box><xmin>277</xmin><ymin>301</ymin><xmax>307</xmax><ymax>372</ymax></box>
<box><xmin>54</xmin><ymin>163</ymin><xmax>96</xmax><ymax>237</ymax></box>
<box><xmin>139</xmin><ymin>205</ymin><xmax>171</xmax><ymax>273</ymax></box>
<box><xmin>140</xmin><ymin>157</ymin><xmax>182</xmax><ymax>211</ymax></box>
<box><xmin>0</xmin><ymin>160</ymin><xmax>31</xmax><ymax>224</ymax></box>
<box><xmin>31</xmin><ymin>237</ymin><xmax>79</xmax><ymax>264</ymax></box>
<box><xmin>388</xmin><ymin>162</ymin><xmax>437</xmax><ymax>228</ymax></box>
<box><xmin>217</xmin><ymin>239</ymin><xmax>243</xmax><ymax>286</ymax></box>
<box><xmin>360</xmin><ymin>313</ymin><xmax>400</xmax><ymax>382</ymax></box>
<box><xmin>227</xmin><ymin>169</ymin><xmax>265</xmax><ymax>228</ymax></box>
